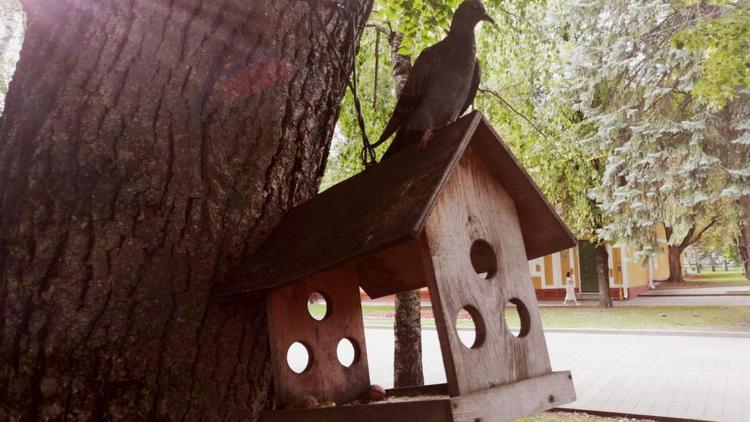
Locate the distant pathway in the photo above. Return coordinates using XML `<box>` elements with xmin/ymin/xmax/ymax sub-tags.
<box><xmin>640</xmin><ymin>285</ymin><xmax>750</xmax><ymax>296</ymax></box>
<box><xmin>538</xmin><ymin>294</ymin><xmax>750</xmax><ymax>307</ymax></box>
<box><xmin>360</xmin><ymin>328</ymin><xmax>749</xmax><ymax>422</ymax></box>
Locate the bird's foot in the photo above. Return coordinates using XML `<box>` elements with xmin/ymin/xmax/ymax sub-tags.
<box><xmin>417</xmin><ymin>129</ymin><xmax>434</xmax><ymax>150</ymax></box>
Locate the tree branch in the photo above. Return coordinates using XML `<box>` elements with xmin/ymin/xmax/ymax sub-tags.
<box><xmin>677</xmin><ymin>226</ymin><xmax>696</xmax><ymax>250</ymax></box>
<box><xmin>688</xmin><ymin>218</ymin><xmax>720</xmax><ymax>247</ymax></box>
<box><xmin>478</xmin><ymin>87</ymin><xmax>549</xmax><ymax>141</ymax></box>
<box><xmin>679</xmin><ymin>217</ymin><xmax>720</xmax><ymax>250</ymax></box>
<box><xmin>366</xmin><ymin>22</ymin><xmax>392</xmax><ymax>37</ymax></box>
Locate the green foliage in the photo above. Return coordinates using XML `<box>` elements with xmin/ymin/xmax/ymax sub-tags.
<box><xmin>0</xmin><ymin>0</ymin><xmax>23</xmax><ymax>112</ymax></box>
<box><xmin>326</xmin><ymin>0</ymin><xmax>750</xmax><ymax>261</ymax></box>
<box><xmin>696</xmin><ymin>205</ymin><xmax>743</xmax><ymax>261</ymax></box>
<box><xmin>326</xmin><ymin>0</ymin><xmax>612</xmax><ymax>242</ymax></box>
<box><xmin>380</xmin><ymin>0</ymin><xmax>462</xmax><ymax>57</ymax></box>
<box><xmin>320</xmin><ymin>25</ymin><xmax>397</xmax><ymax>190</ymax></box>
<box><xmin>561</xmin><ymin>0</ymin><xmax>750</xmax><ymax>253</ymax></box>
<box><xmin>673</xmin><ymin>7</ymin><xmax>750</xmax><ymax>108</ymax></box>
<box><xmin>471</xmin><ymin>0</ymin><xmax>609</xmax><ymax>241</ymax></box>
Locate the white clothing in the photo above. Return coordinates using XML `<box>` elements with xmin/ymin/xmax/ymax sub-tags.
<box><xmin>564</xmin><ymin>276</ymin><xmax>577</xmax><ymax>302</ymax></box>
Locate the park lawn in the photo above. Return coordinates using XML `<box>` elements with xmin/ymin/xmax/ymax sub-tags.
<box><xmin>508</xmin><ymin>306</ymin><xmax>750</xmax><ymax>331</ymax></box>
<box><xmin>520</xmin><ymin>412</ymin><xmax>652</xmax><ymax>422</ymax></box>
<box><xmin>684</xmin><ymin>270</ymin><xmax>749</xmax><ymax>285</ymax></box>
<box><xmin>353</xmin><ymin>305</ymin><xmax>750</xmax><ymax>331</ymax></box>
<box><xmin>520</xmin><ymin>412</ymin><xmax>653</xmax><ymax>422</ymax></box>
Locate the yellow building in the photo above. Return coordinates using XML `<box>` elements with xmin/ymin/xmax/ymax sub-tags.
<box><xmin>364</xmin><ymin>227</ymin><xmax>671</xmax><ymax>303</ymax></box>
<box><xmin>529</xmin><ymin>226</ymin><xmax>670</xmax><ymax>300</ymax></box>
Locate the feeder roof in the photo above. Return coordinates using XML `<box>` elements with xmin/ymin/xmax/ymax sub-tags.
<box><xmin>219</xmin><ymin>112</ymin><xmax>575</xmax><ymax>300</ymax></box>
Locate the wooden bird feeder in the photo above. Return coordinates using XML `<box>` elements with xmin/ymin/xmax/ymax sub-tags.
<box><xmin>220</xmin><ymin>112</ymin><xmax>577</xmax><ymax>421</ymax></box>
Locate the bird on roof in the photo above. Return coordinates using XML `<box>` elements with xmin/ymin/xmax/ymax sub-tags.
<box><xmin>374</xmin><ymin>0</ymin><xmax>495</xmax><ymax>160</ymax></box>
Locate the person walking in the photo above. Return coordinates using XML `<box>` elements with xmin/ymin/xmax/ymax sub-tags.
<box><xmin>563</xmin><ymin>271</ymin><xmax>579</xmax><ymax>305</ymax></box>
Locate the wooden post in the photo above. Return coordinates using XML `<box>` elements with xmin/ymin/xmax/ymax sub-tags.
<box><xmin>424</xmin><ymin>144</ymin><xmax>551</xmax><ymax>396</ymax></box>
<box><xmin>266</xmin><ymin>265</ymin><xmax>370</xmax><ymax>408</ymax></box>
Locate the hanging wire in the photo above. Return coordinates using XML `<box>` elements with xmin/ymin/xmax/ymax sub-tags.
<box><xmin>373</xmin><ymin>29</ymin><xmax>380</xmax><ymax>109</ymax></box>
<box><xmin>310</xmin><ymin>0</ymin><xmax>377</xmax><ymax>166</ymax></box>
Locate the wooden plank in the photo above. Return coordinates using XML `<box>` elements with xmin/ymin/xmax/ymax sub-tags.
<box><xmin>220</xmin><ymin>113</ymin><xmax>479</xmax><ymax>300</ymax></box>
<box><xmin>266</xmin><ymin>265</ymin><xmax>370</xmax><ymax>408</ymax></box>
<box><xmin>220</xmin><ymin>111</ymin><xmax>575</xmax><ymax>301</ymax></box>
<box><xmin>356</xmin><ymin>238</ymin><xmax>429</xmax><ymax>299</ymax></box>
<box><xmin>472</xmin><ymin>120</ymin><xmax>576</xmax><ymax>259</ymax></box>
<box><xmin>451</xmin><ymin>371</ymin><xmax>576</xmax><ymax>422</ymax></box>
<box><xmin>259</xmin><ymin>372</ymin><xmax>574</xmax><ymax>422</ymax></box>
<box><xmin>386</xmin><ymin>383</ymin><xmax>449</xmax><ymax>398</ymax></box>
<box><xmin>260</xmin><ymin>399</ymin><xmax>453</xmax><ymax>422</ymax></box>
<box><xmin>424</xmin><ymin>143</ymin><xmax>553</xmax><ymax>396</ymax></box>
<box><xmin>420</xmin><ymin>236</ymin><xmax>461</xmax><ymax>397</ymax></box>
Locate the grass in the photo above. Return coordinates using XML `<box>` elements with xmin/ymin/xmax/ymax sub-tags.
<box><xmin>519</xmin><ymin>412</ymin><xmax>653</xmax><ymax>422</ymax></box>
<box><xmin>336</xmin><ymin>304</ymin><xmax>750</xmax><ymax>332</ymax></box>
<box><xmin>684</xmin><ymin>270</ymin><xmax>749</xmax><ymax>285</ymax></box>
<box><xmin>513</xmin><ymin>306</ymin><xmax>750</xmax><ymax>331</ymax></box>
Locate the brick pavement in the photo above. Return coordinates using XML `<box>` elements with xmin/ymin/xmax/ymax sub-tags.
<box><xmin>357</xmin><ymin>328</ymin><xmax>749</xmax><ymax>421</ymax></box>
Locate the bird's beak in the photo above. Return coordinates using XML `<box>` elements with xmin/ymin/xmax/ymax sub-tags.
<box><xmin>482</xmin><ymin>14</ymin><xmax>497</xmax><ymax>27</ymax></box>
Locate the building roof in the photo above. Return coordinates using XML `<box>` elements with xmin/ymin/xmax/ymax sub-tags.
<box><xmin>219</xmin><ymin>112</ymin><xmax>575</xmax><ymax>300</ymax></box>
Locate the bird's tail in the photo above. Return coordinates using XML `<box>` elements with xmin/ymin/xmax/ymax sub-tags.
<box><xmin>382</xmin><ymin>129</ymin><xmax>420</xmax><ymax>159</ymax></box>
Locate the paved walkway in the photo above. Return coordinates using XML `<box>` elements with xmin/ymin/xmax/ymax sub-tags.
<box><xmin>640</xmin><ymin>285</ymin><xmax>750</xmax><ymax>296</ymax></box>
<box><xmin>359</xmin><ymin>328</ymin><xmax>749</xmax><ymax>421</ymax></box>
<box><xmin>365</xmin><ymin>291</ymin><xmax>750</xmax><ymax>308</ymax></box>
<box><xmin>538</xmin><ymin>295</ymin><xmax>750</xmax><ymax>307</ymax></box>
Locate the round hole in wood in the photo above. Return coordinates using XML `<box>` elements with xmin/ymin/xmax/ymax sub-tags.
<box><xmin>286</xmin><ymin>341</ymin><xmax>312</xmax><ymax>374</ymax></box>
<box><xmin>336</xmin><ymin>337</ymin><xmax>359</xmax><ymax>368</ymax></box>
<box><xmin>456</xmin><ymin>306</ymin><xmax>486</xmax><ymax>349</ymax></box>
<box><xmin>470</xmin><ymin>239</ymin><xmax>497</xmax><ymax>279</ymax></box>
<box><xmin>505</xmin><ymin>298</ymin><xmax>531</xmax><ymax>338</ymax></box>
<box><xmin>307</xmin><ymin>291</ymin><xmax>330</xmax><ymax>321</ymax></box>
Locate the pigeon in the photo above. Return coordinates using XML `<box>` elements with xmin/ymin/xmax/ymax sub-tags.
<box><xmin>375</xmin><ymin>0</ymin><xmax>495</xmax><ymax>159</ymax></box>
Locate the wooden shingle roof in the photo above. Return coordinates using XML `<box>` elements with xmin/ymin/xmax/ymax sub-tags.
<box><xmin>219</xmin><ymin>112</ymin><xmax>575</xmax><ymax>300</ymax></box>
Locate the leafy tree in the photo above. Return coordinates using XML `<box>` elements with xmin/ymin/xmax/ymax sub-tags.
<box><xmin>673</xmin><ymin>2</ymin><xmax>750</xmax><ymax>277</ymax></box>
<box><xmin>673</xmin><ymin>5</ymin><xmax>750</xmax><ymax>109</ymax></box>
<box><xmin>328</xmin><ymin>0</ymin><xmax>618</xmax><ymax>306</ymax></box>
<box><xmin>562</xmin><ymin>0</ymin><xmax>750</xmax><ymax>282</ymax></box>
<box><xmin>695</xmin><ymin>206</ymin><xmax>743</xmax><ymax>267</ymax></box>
<box><xmin>0</xmin><ymin>0</ymin><xmax>23</xmax><ymax>111</ymax></box>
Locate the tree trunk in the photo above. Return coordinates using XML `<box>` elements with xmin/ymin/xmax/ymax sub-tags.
<box><xmin>0</xmin><ymin>0</ymin><xmax>371</xmax><ymax>420</ymax></box>
<box><xmin>594</xmin><ymin>244</ymin><xmax>612</xmax><ymax>308</ymax></box>
<box><xmin>386</xmin><ymin>30</ymin><xmax>423</xmax><ymax>388</ymax></box>
<box><xmin>738</xmin><ymin>235</ymin><xmax>749</xmax><ymax>278</ymax></box>
<box><xmin>389</xmin><ymin>32</ymin><xmax>412</xmax><ymax>95</ymax></box>
<box><xmin>664</xmin><ymin>221</ymin><xmax>719</xmax><ymax>283</ymax></box>
<box><xmin>739</xmin><ymin>196</ymin><xmax>750</xmax><ymax>277</ymax></box>
<box><xmin>667</xmin><ymin>245</ymin><xmax>685</xmax><ymax>282</ymax></box>
<box><xmin>393</xmin><ymin>289</ymin><xmax>423</xmax><ymax>387</ymax></box>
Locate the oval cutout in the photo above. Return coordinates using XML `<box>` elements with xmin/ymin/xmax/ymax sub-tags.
<box><xmin>336</xmin><ymin>338</ymin><xmax>359</xmax><ymax>368</ymax></box>
<box><xmin>455</xmin><ymin>306</ymin><xmax>486</xmax><ymax>349</ymax></box>
<box><xmin>307</xmin><ymin>291</ymin><xmax>330</xmax><ymax>321</ymax></box>
<box><xmin>470</xmin><ymin>239</ymin><xmax>497</xmax><ymax>279</ymax></box>
<box><xmin>506</xmin><ymin>298</ymin><xmax>531</xmax><ymax>338</ymax></box>
<box><xmin>286</xmin><ymin>341</ymin><xmax>312</xmax><ymax>374</ymax></box>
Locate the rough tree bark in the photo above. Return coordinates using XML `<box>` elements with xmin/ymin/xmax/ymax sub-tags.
<box><xmin>0</xmin><ymin>0</ymin><xmax>371</xmax><ymax>420</ymax></box>
<box><xmin>386</xmin><ymin>30</ymin><xmax>424</xmax><ymax>388</ymax></box>
<box><xmin>594</xmin><ymin>243</ymin><xmax>612</xmax><ymax>308</ymax></box>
